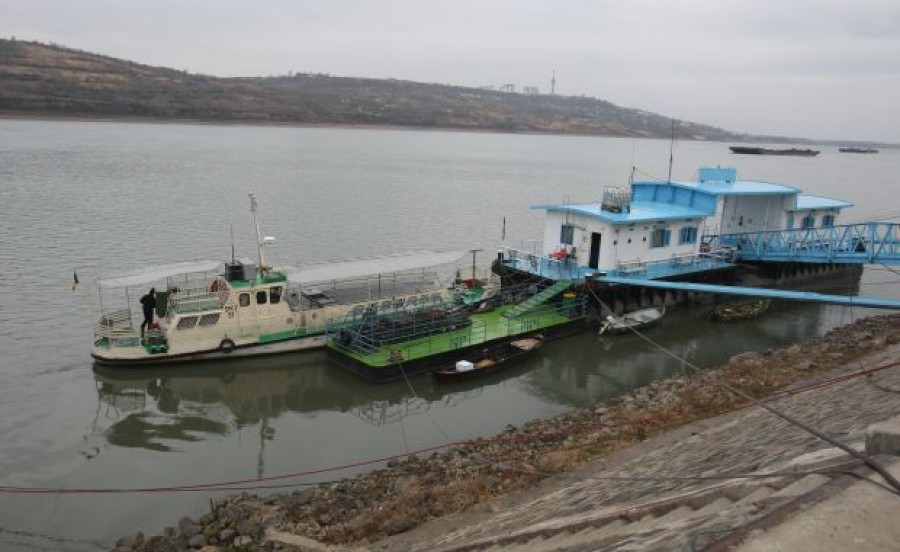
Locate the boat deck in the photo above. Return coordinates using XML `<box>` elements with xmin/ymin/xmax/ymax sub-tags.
<box><xmin>330</xmin><ymin>302</ymin><xmax>578</xmax><ymax>370</ymax></box>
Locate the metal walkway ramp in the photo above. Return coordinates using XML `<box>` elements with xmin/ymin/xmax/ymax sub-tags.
<box><xmin>708</xmin><ymin>222</ymin><xmax>900</xmax><ymax>264</ymax></box>
<box><xmin>596</xmin><ymin>275</ymin><xmax>900</xmax><ymax>309</ymax></box>
<box><xmin>503</xmin><ymin>281</ymin><xmax>572</xmax><ymax>318</ymax></box>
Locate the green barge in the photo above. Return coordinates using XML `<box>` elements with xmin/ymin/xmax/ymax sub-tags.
<box><xmin>327</xmin><ymin>284</ymin><xmax>589</xmax><ymax>382</ymax></box>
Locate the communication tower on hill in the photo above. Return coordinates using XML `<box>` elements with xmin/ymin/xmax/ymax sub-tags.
<box><xmin>551</xmin><ymin>70</ymin><xmax>556</xmax><ymax>95</ymax></box>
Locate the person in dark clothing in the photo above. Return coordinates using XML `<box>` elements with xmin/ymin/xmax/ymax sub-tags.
<box><xmin>140</xmin><ymin>288</ymin><xmax>156</xmax><ymax>337</ymax></box>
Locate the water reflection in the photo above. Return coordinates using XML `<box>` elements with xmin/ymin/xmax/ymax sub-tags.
<box><xmin>94</xmin><ymin>352</ymin><xmax>493</xmax><ymax>452</ymax></box>
<box><xmin>105</xmin><ymin>413</ymin><xmax>229</xmax><ymax>452</ymax></box>
<box><xmin>522</xmin><ymin>297</ymin><xmax>846</xmax><ymax>408</ymax></box>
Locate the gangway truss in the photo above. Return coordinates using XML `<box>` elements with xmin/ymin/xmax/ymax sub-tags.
<box><xmin>707</xmin><ymin>222</ymin><xmax>900</xmax><ymax>265</ymax></box>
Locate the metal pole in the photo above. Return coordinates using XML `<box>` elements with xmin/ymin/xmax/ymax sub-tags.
<box><xmin>470</xmin><ymin>249</ymin><xmax>483</xmax><ymax>280</ymax></box>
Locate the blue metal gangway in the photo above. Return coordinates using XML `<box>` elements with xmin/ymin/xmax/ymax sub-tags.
<box><xmin>707</xmin><ymin>222</ymin><xmax>900</xmax><ymax>264</ymax></box>
<box><xmin>595</xmin><ymin>276</ymin><xmax>900</xmax><ymax>309</ymax></box>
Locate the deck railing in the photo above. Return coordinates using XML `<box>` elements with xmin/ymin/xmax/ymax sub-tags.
<box><xmin>329</xmin><ymin>285</ymin><xmax>587</xmax><ymax>365</ymax></box>
<box><xmin>502</xmin><ymin>247</ymin><xmax>735</xmax><ymax>282</ymax></box>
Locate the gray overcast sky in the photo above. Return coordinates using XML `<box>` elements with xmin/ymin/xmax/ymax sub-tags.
<box><xmin>4</xmin><ymin>0</ymin><xmax>899</xmax><ymax>142</ymax></box>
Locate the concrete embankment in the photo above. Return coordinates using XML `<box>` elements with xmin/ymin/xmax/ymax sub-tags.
<box><xmin>112</xmin><ymin>314</ymin><xmax>900</xmax><ymax>551</ymax></box>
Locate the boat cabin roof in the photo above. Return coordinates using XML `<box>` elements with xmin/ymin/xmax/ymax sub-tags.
<box><xmin>97</xmin><ymin>260</ymin><xmax>222</xmax><ymax>288</ymax></box>
<box><xmin>792</xmin><ymin>194</ymin><xmax>853</xmax><ymax>211</ymax></box>
<box><xmin>279</xmin><ymin>250</ymin><xmax>467</xmax><ymax>284</ymax></box>
<box><xmin>649</xmin><ymin>179</ymin><xmax>801</xmax><ymax>196</ymax></box>
<box><xmin>533</xmin><ymin>166</ymin><xmax>853</xmax><ymax>231</ymax></box>
<box><xmin>532</xmin><ymin>201</ymin><xmax>710</xmax><ymax>225</ymax></box>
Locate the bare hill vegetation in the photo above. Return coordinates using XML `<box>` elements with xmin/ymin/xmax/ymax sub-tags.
<box><xmin>0</xmin><ymin>39</ymin><xmax>742</xmax><ymax>139</ymax></box>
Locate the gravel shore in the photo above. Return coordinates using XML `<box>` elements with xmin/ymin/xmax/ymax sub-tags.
<box><xmin>113</xmin><ymin>314</ymin><xmax>900</xmax><ymax>551</ymax></box>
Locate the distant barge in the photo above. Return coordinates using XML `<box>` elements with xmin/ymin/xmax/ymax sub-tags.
<box><xmin>839</xmin><ymin>147</ymin><xmax>878</xmax><ymax>154</ymax></box>
<box><xmin>730</xmin><ymin>146</ymin><xmax>819</xmax><ymax>156</ymax></box>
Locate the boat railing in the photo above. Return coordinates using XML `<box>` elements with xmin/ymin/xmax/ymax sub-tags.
<box><xmin>699</xmin><ymin>248</ymin><xmax>736</xmax><ymax>263</ymax></box>
<box><xmin>331</xmin><ymin>289</ymin><xmax>587</xmax><ymax>364</ymax></box>
<box><xmin>609</xmin><ymin>250</ymin><xmax>735</xmax><ymax>279</ymax></box>
<box><xmin>502</xmin><ymin>247</ymin><xmax>583</xmax><ymax>281</ymax></box>
<box><xmin>306</xmin><ymin>269</ymin><xmax>444</xmax><ymax>296</ymax></box>
<box><xmin>168</xmin><ymin>288</ymin><xmax>224</xmax><ymax>314</ymax></box>
<box><xmin>162</xmin><ymin>278</ymin><xmax>225</xmax><ymax>313</ymax></box>
<box><xmin>617</xmin><ymin>259</ymin><xmax>647</xmax><ymax>275</ymax></box>
<box><xmin>94</xmin><ymin>308</ymin><xmax>137</xmax><ymax>337</ymax></box>
<box><xmin>385</xmin><ymin>295</ymin><xmax>587</xmax><ymax>364</ymax></box>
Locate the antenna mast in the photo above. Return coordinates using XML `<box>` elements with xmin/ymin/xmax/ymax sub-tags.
<box><xmin>249</xmin><ymin>192</ymin><xmax>268</xmax><ymax>277</ymax></box>
<box><xmin>230</xmin><ymin>224</ymin><xmax>235</xmax><ymax>264</ymax></box>
<box><xmin>551</xmin><ymin>69</ymin><xmax>556</xmax><ymax>95</ymax></box>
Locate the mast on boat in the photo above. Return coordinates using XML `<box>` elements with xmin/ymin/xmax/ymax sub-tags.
<box><xmin>249</xmin><ymin>192</ymin><xmax>274</xmax><ymax>278</ymax></box>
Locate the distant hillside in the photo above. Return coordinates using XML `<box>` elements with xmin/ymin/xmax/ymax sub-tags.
<box><xmin>0</xmin><ymin>39</ymin><xmax>746</xmax><ymax>140</ymax></box>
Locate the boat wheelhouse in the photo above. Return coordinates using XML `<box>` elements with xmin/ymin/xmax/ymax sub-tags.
<box><xmin>92</xmin><ymin>195</ymin><xmax>498</xmax><ymax>366</ymax></box>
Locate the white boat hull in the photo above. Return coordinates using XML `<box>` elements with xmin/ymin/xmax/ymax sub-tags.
<box><xmin>92</xmin><ymin>333</ymin><xmax>328</xmax><ymax>366</ymax></box>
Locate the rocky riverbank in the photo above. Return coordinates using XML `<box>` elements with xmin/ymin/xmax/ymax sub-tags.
<box><xmin>113</xmin><ymin>314</ymin><xmax>900</xmax><ymax>551</ymax></box>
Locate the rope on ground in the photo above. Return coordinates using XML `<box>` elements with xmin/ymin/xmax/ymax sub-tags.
<box><xmin>0</xmin><ymin>526</ymin><xmax>104</xmax><ymax>550</ymax></box>
<box><xmin>585</xmin><ymin>285</ymin><xmax>900</xmax><ymax>495</ymax></box>
<box><xmin>0</xmin><ymin>441</ymin><xmax>465</xmax><ymax>495</ymax></box>
<box><xmin>866</xmin><ymin>373</ymin><xmax>900</xmax><ymax>395</ymax></box>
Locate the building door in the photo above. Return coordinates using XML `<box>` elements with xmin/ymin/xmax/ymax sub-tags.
<box><xmin>589</xmin><ymin>232</ymin><xmax>602</xmax><ymax>269</ymax></box>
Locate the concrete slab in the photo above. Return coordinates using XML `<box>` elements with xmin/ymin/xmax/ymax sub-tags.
<box><xmin>865</xmin><ymin>415</ymin><xmax>900</xmax><ymax>455</ymax></box>
<box><xmin>734</xmin><ymin>458</ymin><xmax>900</xmax><ymax>552</ymax></box>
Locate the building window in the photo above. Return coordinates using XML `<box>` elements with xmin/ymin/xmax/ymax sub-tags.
<box><xmin>679</xmin><ymin>227</ymin><xmax>698</xmax><ymax>244</ymax></box>
<box><xmin>560</xmin><ymin>224</ymin><xmax>574</xmax><ymax>245</ymax></box>
<box><xmin>650</xmin><ymin>229</ymin><xmax>671</xmax><ymax>248</ymax></box>
<box><xmin>802</xmin><ymin>215</ymin><xmax>816</xmax><ymax>229</ymax></box>
<box><xmin>822</xmin><ymin>215</ymin><xmax>835</xmax><ymax>228</ymax></box>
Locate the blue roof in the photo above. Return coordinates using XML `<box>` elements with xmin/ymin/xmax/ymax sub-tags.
<box><xmin>792</xmin><ymin>195</ymin><xmax>853</xmax><ymax>211</ymax></box>
<box><xmin>645</xmin><ymin>179</ymin><xmax>801</xmax><ymax>196</ymax></box>
<box><xmin>532</xmin><ymin>201</ymin><xmax>710</xmax><ymax>224</ymax></box>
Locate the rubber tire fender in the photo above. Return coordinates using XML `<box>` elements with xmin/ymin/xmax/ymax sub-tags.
<box><xmin>219</xmin><ymin>338</ymin><xmax>236</xmax><ymax>353</ymax></box>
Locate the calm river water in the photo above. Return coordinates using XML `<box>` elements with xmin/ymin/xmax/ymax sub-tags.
<box><xmin>0</xmin><ymin>119</ymin><xmax>898</xmax><ymax>550</ymax></box>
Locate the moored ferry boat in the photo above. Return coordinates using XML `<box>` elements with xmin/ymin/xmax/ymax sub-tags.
<box><xmin>92</xmin><ymin>195</ymin><xmax>497</xmax><ymax>366</ymax></box>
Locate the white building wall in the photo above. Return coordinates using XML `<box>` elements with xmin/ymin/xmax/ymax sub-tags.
<box><xmin>542</xmin><ymin>212</ymin><xmax>704</xmax><ymax>271</ymax></box>
<box><xmin>718</xmin><ymin>196</ymin><xmax>788</xmax><ymax>234</ymax></box>
<box><xmin>542</xmin><ymin>211</ymin><xmax>565</xmax><ymax>255</ymax></box>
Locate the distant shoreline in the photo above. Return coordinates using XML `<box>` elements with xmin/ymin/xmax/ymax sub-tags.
<box><xmin>0</xmin><ymin>111</ymin><xmax>637</xmax><ymax>139</ymax></box>
<box><xmin>3</xmin><ymin>113</ymin><xmax>894</xmax><ymax>149</ymax></box>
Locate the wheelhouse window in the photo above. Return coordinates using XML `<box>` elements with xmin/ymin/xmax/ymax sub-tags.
<box><xmin>560</xmin><ymin>224</ymin><xmax>575</xmax><ymax>245</ymax></box>
<box><xmin>679</xmin><ymin>227</ymin><xmax>698</xmax><ymax>244</ymax></box>
<box><xmin>256</xmin><ymin>290</ymin><xmax>268</xmax><ymax>304</ymax></box>
<box><xmin>650</xmin><ymin>228</ymin><xmax>671</xmax><ymax>248</ymax></box>
<box><xmin>802</xmin><ymin>215</ymin><xmax>816</xmax><ymax>229</ymax></box>
<box><xmin>198</xmin><ymin>313</ymin><xmax>220</xmax><ymax>327</ymax></box>
<box><xmin>269</xmin><ymin>286</ymin><xmax>282</xmax><ymax>304</ymax></box>
<box><xmin>176</xmin><ymin>316</ymin><xmax>198</xmax><ymax>330</ymax></box>
<box><xmin>822</xmin><ymin>214</ymin><xmax>835</xmax><ymax>228</ymax></box>
<box><xmin>239</xmin><ymin>293</ymin><xmax>250</xmax><ymax>307</ymax></box>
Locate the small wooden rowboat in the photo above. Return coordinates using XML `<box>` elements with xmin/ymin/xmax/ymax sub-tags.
<box><xmin>432</xmin><ymin>334</ymin><xmax>544</xmax><ymax>382</ymax></box>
